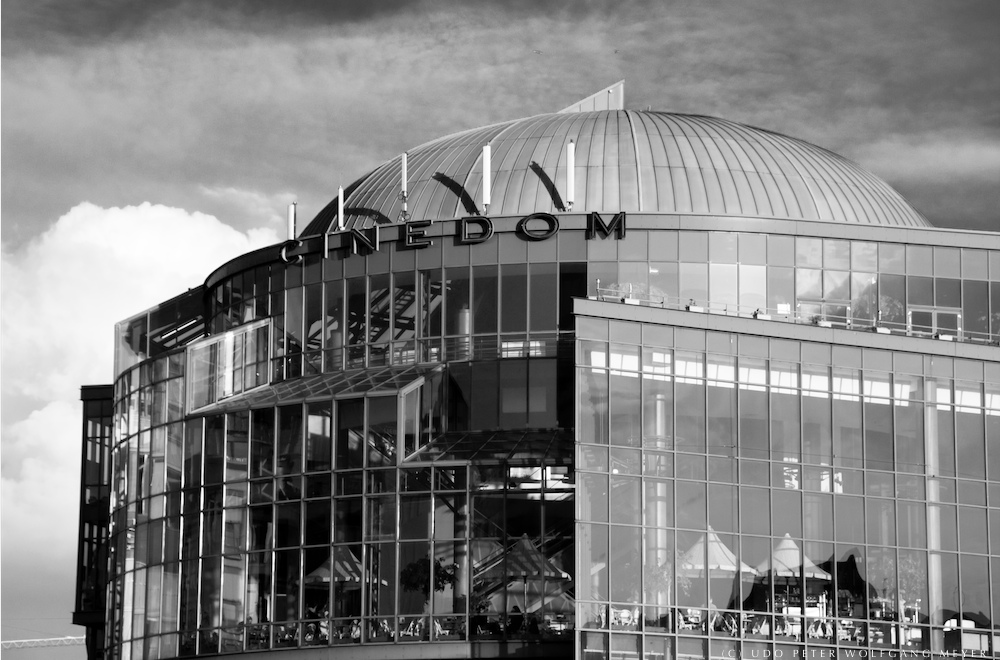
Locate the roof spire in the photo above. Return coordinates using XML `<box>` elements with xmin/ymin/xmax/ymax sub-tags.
<box><xmin>558</xmin><ymin>80</ymin><xmax>625</xmax><ymax>113</ymax></box>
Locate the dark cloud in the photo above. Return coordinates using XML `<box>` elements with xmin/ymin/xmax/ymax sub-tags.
<box><xmin>2</xmin><ymin>0</ymin><xmax>422</xmax><ymax>53</ymax></box>
<box><xmin>2</xmin><ymin>0</ymin><xmax>997</xmax><ymax>237</ymax></box>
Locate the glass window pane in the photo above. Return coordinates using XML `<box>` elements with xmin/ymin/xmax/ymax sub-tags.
<box><xmin>529</xmin><ymin>263</ymin><xmax>557</xmax><ymax>331</ymax></box>
<box><xmin>471</xmin><ymin>265</ymin><xmax>498</xmax><ymax>334</ymax></box>
<box><xmin>500</xmin><ymin>263</ymin><xmax>527</xmax><ymax>332</ymax></box>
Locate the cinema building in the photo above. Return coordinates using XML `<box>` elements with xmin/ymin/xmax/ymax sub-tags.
<box><xmin>75</xmin><ymin>85</ymin><xmax>1000</xmax><ymax>660</ymax></box>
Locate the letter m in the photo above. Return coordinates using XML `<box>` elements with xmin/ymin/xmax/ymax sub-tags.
<box><xmin>586</xmin><ymin>212</ymin><xmax>626</xmax><ymax>240</ymax></box>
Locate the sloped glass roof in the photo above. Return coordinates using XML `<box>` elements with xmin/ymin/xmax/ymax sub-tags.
<box><xmin>302</xmin><ymin>110</ymin><xmax>929</xmax><ymax>235</ymax></box>
<box><xmin>406</xmin><ymin>429</ymin><xmax>574</xmax><ymax>465</ymax></box>
<box><xmin>193</xmin><ymin>364</ymin><xmax>441</xmax><ymax>414</ymax></box>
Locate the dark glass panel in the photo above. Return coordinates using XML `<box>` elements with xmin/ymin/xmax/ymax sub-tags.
<box><xmin>864</xmin><ymin>400</ymin><xmax>893</xmax><ymax>471</ymax></box>
<box><xmin>739</xmin><ymin>233</ymin><xmax>767</xmax><ymax>265</ymax></box>
<box><xmin>199</xmin><ymin>556</ymin><xmax>222</xmax><ymax>644</ymax></box>
<box><xmin>796</xmin><ymin>237</ymin><xmax>822</xmax><ymax>268</ymax></box>
<box><xmin>367</xmin><ymin>396</ymin><xmax>397</xmax><ymax>468</ymax></box>
<box><xmin>275</xmin><ymin>502</ymin><xmax>300</xmax><ymax>548</ymax></box>
<box><xmin>906</xmin><ymin>245</ymin><xmax>933</xmax><ymax>276</ymax></box>
<box><xmin>739</xmin><ymin>385</ymin><xmax>769</xmax><ymax>461</ymax></box>
<box><xmin>529</xmin><ymin>263</ymin><xmax>557</xmax><ymax>331</ymax></box>
<box><xmin>579</xmin><ymin>368</ymin><xmax>609</xmax><ymax>445</ymax></box>
<box><xmin>956</xmin><ymin>411</ymin><xmax>986</xmax><ymax>480</ymax></box>
<box><xmin>250</xmin><ymin>408</ymin><xmax>274</xmax><ymax>479</ymax></box>
<box><xmin>802</xmin><ymin>394</ymin><xmax>831</xmax><ymax>466</ymax></box>
<box><xmin>679</xmin><ymin>263</ymin><xmax>708</xmax><ymax>307</ymax></box>
<box><xmin>345</xmin><ymin>277</ymin><xmax>367</xmax><ymax>349</ymax></box>
<box><xmin>498</xmin><ymin>359</ymin><xmax>528</xmax><ymax>429</ymax></box>
<box><xmin>866</xmin><ymin>499</ymin><xmax>895</xmax><ymax>546</ymax></box>
<box><xmin>852</xmin><ymin>241</ymin><xmax>878</xmax><ymax>271</ymax></box>
<box><xmin>959</xmin><ymin>507</ymin><xmax>988</xmax><ymax>555</ymax></box>
<box><xmin>907</xmin><ymin>276</ymin><xmax>933</xmax><ymax>306</ymax></box>
<box><xmin>834</xmin><ymin>546</ymin><xmax>866</xmax><ymax>620</ymax></box>
<box><xmin>771</xmin><ymin>489</ymin><xmax>801</xmax><ymax>538</ymax></box>
<box><xmin>500</xmin><ymin>263</ymin><xmax>527</xmax><ymax>333</ymax></box>
<box><xmin>709</xmin><ymin>263</ymin><xmax>738</xmax><ymax>312</ymax></box>
<box><xmin>558</xmin><ymin>262</ymin><xmax>587</xmax><ymax>330</ymax></box>
<box><xmin>679</xmin><ymin>231</ymin><xmax>708</xmax><ymax>262</ymax></box>
<box><xmin>739</xmin><ymin>264</ymin><xmax>766</xmax><ymax>314</ymax></box>
<box><xmin>399</xmin><ymin>495</ymin><xmax>432</xmax><ymax>541</ymax></box>
<box><xmin>276</xmin><ymin>405</ymin><xmax>303</xmax><ymax>491</ymax></box>
<box><xmin>589</xmin><ymin>261</ymin><xmax>618</xmax><ymax>298</ymax></box>
<box><xmin>609</xmin><ymin>370</ymin><xmax>641</xmax><ymax>447</ymax></box>
<box><xmin>796</xmin><ymin>268</ymin><xmax>822</xmax><ymax>299</ymax></box>
<box><xmin>897</xmin><ymin>500</ymin><xmax>926</xmax><ymax>548</ymax></box>
<box><xmin>706</xmin><ymin>379</ymin><xmax>736</xmax><ymax>457</ymax></box>
<box><xmin>580</xmin><ymin>473</ymin><xmax>608</xmax><ymax>523</ymax></box>
<box><xmin>304</xmin><ymin>282</ymin><xmax>323</xmax><ymax>358</ymax></box>
<box><xmin>608</xmin><ymin>525</ymin><xmax>641</xmax><ymax>603</ymax></box>
<box><xmin>960</xmin><ymin>554</ymin><xmax>990</xmax><ymax>629</ymax></box>
<box><xmin>835</xmin><ymin>497</ymin><xmax>864</xmax><ymax>544</ymax></box>
<box><xmin>391</xmin><ymin>271</ymin><xmax>417</xmax><ymax>344</ymax></box>
<box><xmin>226</xmin><ymin>411</ymin><xmax>249</xmax><ymax>486</ymax></box>
<box><xmin>963</xmin><ymin>280</ymin><xmax>989</xmax><ymax>339</ymax></box>
<box><xmin>803</xmin><ymin>493</ymin><xmax>833</xmax><ymax>541</ymax></box>
<box><xmin>444</xmin><ymin>267</ymin><xmax>471</xmax><ymax>336</ymax></box>
<box><xmin>204</xmin><ymin>415</ymin><xmax>225</xmax><ymax>486</ymax></box>
<box><xmin>709</xmin><ymin>483</ymin><xmax>737</xmax><ymax>533</ymax></box>
<box><xmin>896</xmin><ymin>399</ymin><xmax>924</xmax><ymax>475</ymax></box>
<box><xmin>710</xmin><ymin>232</ymin><xmax>737</xmax><ymax>262</ymax></box>
<box><xmin>642</xmin><ymin>373</ymin><xmax>672</xmax><ymax>449</ymax></box>
<box><xmin>649</xmin><ymin>262</ymin><xmax>678</xmax><ymax>304</ymax></box>
<box><xmin>897</xmin><ymin>549</ymin><xmax>927</xmax><ymax>621</ymax></box>
<box><xmin>610</xmin><ymin>476</ymin><xmax>641</xmax><ymax>526</ymax></box>
<box><xmin>579</xmin><ymin>523</ymin><xmax>608</xmax><ymax>602</ymax></box>
<box><xmin>528</xmin><ymin>359</ymin><xmax>558</xmax><ymax>428</ymax></box>
<box><xmin>304</xmin><ymin>500</ymin><xmax>330</xmax><ymax>546</ymax></box>
<box><xmin>770</xmin><ymin>390</ymin><xmax>800</xmax><ymax>462</ymax></box>
<box><xmin>936</xmin><ymin>407</ymin><xmax>957</xmax><ymax>478</ymax></box>
<box><xmin>421</xmin><ymin>268</ymin><xmax>443</xmax><ymax>340</ymax></box>
<box><xmin>833</xmin><ymin>394</ymin><xmax>863</xmax><ymax>468</ymax></box>
<box><xmin>878</xmin><ymin>274</ymin><xmax>905</xmax><ymax>329</ymax></box>
<box><xmin>676</xmin><ymin>481</ymin><xmax>706</xmax><ymax>530</ymax></box>
<box><xmin>366</xmin><ymin>543</ymin><xmax>396</xmax><ymax>619</ymax></box>
<box><xmin>471</xmin><ymin>265</ymin><xmax>498</xmax><ymax>334</ymax></box>
<box><xmin>336</xmin><ymin>399</ymin><xmax>364</xmax><ymax>471</ymax></box>
<box><xmin>334</xmin><ymin>498</ymin><xmax>362</xmax><ymax>543</ymax></box>
<box><xmin>767</xmin><ymin>267</ymin><xmax>794</xmax><ymax>318</ymax></box>
<box><xmin>989</xmin><ymin>414</ymin><xmax>1000</xmax><ymax>483</ymax></box>
<box><xmin>305</xmin><ymin>402</ymin><xmax>331</xmax><ymax>473</ymax></box>
<box><xmin>823</xmin><ymin>270</ymin><xmax>850</xmax><ymax>301</ymax></box>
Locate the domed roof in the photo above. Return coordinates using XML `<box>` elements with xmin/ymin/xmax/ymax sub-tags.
<box><xmin>302</xmin><ymin>110</ymin><xmax>929</xmax><ymax>235</ymax></box>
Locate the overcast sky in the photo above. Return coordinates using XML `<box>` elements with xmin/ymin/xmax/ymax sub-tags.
<box><xmin>2</xmin><ymin>0</ymin><xmax>998</xmax><ymax>652</ymax></box>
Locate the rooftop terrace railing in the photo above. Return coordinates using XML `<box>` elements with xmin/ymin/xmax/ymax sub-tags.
<box><xmin>592</xmin><ymin>283</ymin><xmax>996</xmax><ymax>346</ymax></box>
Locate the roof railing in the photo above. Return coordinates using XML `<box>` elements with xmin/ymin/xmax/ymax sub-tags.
<box><xmin>591</xmin><ymin>283</ymin><xmax>993</xmax><ymax>345</ymax></box>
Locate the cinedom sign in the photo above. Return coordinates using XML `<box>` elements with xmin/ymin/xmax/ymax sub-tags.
<box><xmin>338</xmin><ymin>211</ymin><xmax>626</xmax><ymax>256</ymax></box>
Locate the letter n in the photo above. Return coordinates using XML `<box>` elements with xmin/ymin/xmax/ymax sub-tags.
<box><xmin>350</xmin><ymin>226</ymin><xmax>380</xmax><ymax>255</ymax></box>
<box><xmin>586</xmin><ymin>211</ymin><xmax>626</xmax><ymax>240</ymax></box>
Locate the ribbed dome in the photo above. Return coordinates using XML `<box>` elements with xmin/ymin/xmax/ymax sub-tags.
<box><xmin>302</xmin><ymin>110</ymin><xmax>929</xmax><ymax>235</ymax></box>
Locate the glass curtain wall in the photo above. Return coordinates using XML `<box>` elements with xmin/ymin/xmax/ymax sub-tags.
<box><xmin>576</xmin><ymin>316</ymin><xmax>1000</xmax><ymax>660</ymax></box>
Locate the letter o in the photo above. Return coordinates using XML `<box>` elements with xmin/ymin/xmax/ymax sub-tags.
<box><xmin>516</xmin><ymin>213</ymin><xmax>559</xmax><ymax>242</ymax></box>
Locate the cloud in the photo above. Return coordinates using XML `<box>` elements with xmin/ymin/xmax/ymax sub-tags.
<box><xmin>0</xmin><ymin>201</ymin><xmax>279</xmax><ymax>639</ymax></box>
<box><xmin>855</xmin><ymin>134</ymin><xmax>1000</xmax><ymax>184</ymax></box>
<box><xmin>1</xmin><ymin>202</ymin><xmax>280</xmax><ymax>401</ymax></box>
